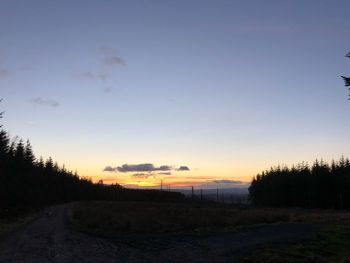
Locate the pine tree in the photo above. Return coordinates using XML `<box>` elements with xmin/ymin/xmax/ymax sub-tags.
<box><xmin>341</xmin><ymin>53</ymin><xmax>350</xmax><ymax>97</ymax></box>
<box><xmin>45</xmin><ymin>157</ymin><xmax>54</xmax><ymax>171</ymax></box>
<box><xmin>0</xmin><ymin>129</ymin><xmax>9</xmax><ymax>157</ymax></box>
<box><xmin>24</xmin><ymin>139</ymin><xmax>35</xmax><ymax>166</ymax></box>
<box><xmin>36</xmin><ymin>156</ymin><xmax>45</xmax><ymax>169</ymax></box>
<box><xmin>14</xmin><ymin>139</ymin><xmax>25</xmax><ymax>163</ymax></box>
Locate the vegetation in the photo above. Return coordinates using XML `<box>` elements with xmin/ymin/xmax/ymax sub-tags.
<box><xmin>68</xmin><ymin>201</ymin><xmax>350</xmax><ymax>235</ymax></box>
<box><xmin>0</xmin><ymin>106</ymin><xmax>184</xmax><ymax>216</ymax></box>
<box><xmin>249</xmin><ymin>158</ymin><xmax>350</xmax><ymax>209</ymax></box>
<box><xmin>342</xmin><ymin>52</ymin><xmax>350</xmax><ymax>96</ymax></box>
<box><xmin>69</xmin><ymin>201</ymin><xmax>291</xmax><ymax>234</ymax></box>
<box><xmin>241</xmin><ymin>221</ymin><xmax>350</xmax><ymax>263</ymax></box>
<box><xmin>0</xmin><ymin>210</ymin><xmax>38</xmax><ymax>238</ymax></box>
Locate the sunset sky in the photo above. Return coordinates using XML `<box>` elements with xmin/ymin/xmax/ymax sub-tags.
<box><xmin>1</xmin><ymin>1</ymin><xmax>350</xmax><ymax>189</ymax></box>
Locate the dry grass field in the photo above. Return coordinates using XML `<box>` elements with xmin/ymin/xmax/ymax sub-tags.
<box><xmin>68</xmin><ymin>201</ymin><xmax>350</xmax><ymax>262</ymax></box>
<box><xmin>68</xmin><ymin>201</ymin><xmax>350</xmax><ymax>234</ymax></box>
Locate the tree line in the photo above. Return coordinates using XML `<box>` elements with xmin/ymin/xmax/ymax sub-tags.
<box><xmin>249</xmin><ymin>157</ymin><xmax>350</xmax><ymax>209</ymax></box>
<box><xmin>0</xmin><ymin>115</ymin><xmax>184</xmax><ymax>216</ymax></box>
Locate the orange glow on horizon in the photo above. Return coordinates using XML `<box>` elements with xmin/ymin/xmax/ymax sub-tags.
<box><xmin>89</xmin><ymin>174</ymin><xmax>251</xmax><ymax>189</ymax></box>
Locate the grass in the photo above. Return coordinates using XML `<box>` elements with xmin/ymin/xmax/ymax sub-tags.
<box><xmin>69</xmin><ymin>201</ymin><xmax>290</xmax><ymax>234</ymax></box>
<box><xmin>69</xmin><ymin>201</ymin><xmax>350</xmax><ymax>261</ymax></box>
<box><xmin>0</xmin><ymin>209</ymin><xmax>39</xmax><ymax>238</ymax></box>
<box><xmin>240</xmin><ymin>222</ymin><xmax>350</xmax><ymax>262</ymax></box>
<box><xmin>69</xmin><ymin>201</ymin><xmax>343</xmax><ymax>235</ymax></box>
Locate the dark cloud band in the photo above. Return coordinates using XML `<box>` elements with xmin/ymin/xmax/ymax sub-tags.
<box><xmin>117</xmin><ymin>163</ymin><xmax>170</xmax><ymax>172</ymax></box>
<box><xmin>103</xmin><ymin>163</ymin><xmax>190</xmax><ymax>173</ymax></box>
<box><xmin>176</xmin><ymin>166</ymin><xmax>190</xmax><ymax>171</ymax></box>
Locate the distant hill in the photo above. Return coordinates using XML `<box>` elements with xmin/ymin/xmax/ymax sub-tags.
<box><xmin>173</xmin><ymin>187</ymin><xmax>249</xmax><ymax>204</ymax></box>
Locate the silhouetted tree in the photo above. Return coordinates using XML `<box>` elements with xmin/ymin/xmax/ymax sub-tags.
<box><xmin>249</xmin><ymin>157</ymin><xmax>350</xmax><ymax>209</ymax></box>
<box><xmin>14</xmin><ymin>139</ymin><xmax>25</xmax><ymax>164</ymax></box>
<box><xmin>24</xmin><ymin>140</ymin><xmax>35</xmax><ymax>166</ymax></box>
<box><xmin>341</xmin><ymin>53</ymin><xmax>350</xmax><ymax>98</ymax></box>
<box><xmin>0</xmin><ymin>101</ymin><xmax>185</xmax><ymax>214</ymax></box>
<box><xmin>0</xmin><ymin>129</ymin><xmax>9</xmax><ymax>158</ymax></box>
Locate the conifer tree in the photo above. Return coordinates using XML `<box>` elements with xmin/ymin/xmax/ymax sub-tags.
<box><xmin>0</xmin><ymin>99</ymin><xmax>185</xmax><ymax>210</ymax></box>
<box><xmin>45</xmin><ymin>157</ymin><xmax>54</xmax><ymax>171</ymax></box>
<box><xmin>0</xmin><ymin>130</ymin><xmax>9</xmax><ymax>157</ymax></box>
<box><xmin>24</xmin><ymin>139</ymin><xmax>35</xmax><ymax>166</ymax></box>
<box><xmin>341</xmin><ymin>53</ymin><xmax>350</xmax><ymax>98</ymax></box>
<box><xmin>14</xmin><ymin>139</ymin><xmax>25</xmax><ymax>163</ymax></box>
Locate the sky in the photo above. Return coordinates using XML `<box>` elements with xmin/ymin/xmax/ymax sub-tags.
<box><xmin>1</xmin><ymin>0</ymin><xmax>350</xmax><ymax>189</ymax></box>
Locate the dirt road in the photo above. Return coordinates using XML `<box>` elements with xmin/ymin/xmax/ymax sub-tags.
<box><xmin>0</xmin><ymin>205</ymin><xmax>320</xmax><ymax>262</ymax></box>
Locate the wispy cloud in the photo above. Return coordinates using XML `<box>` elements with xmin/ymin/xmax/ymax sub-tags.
<box><xmin>104</xmin><ymin>56</ymin><xmax>126</xmax><ymax>66</ymax></box>
<box><xmin>79</xmin><ymin>71</ymin><xmax>109</xmax><ymax>81</ymax></box>
<box><xmin>30</xmin><ymin>97</ymin><xmax>59</xmax><ymax>107</ymax></box>
<box><xmin>98</xmin><ymin>46</ymin><xmax>118</xmax><ymax>55</ymax></box>
<box><xmin>0</xmin><ymin>68</ymin><xmax>10</xmax><ymax>77</ymax></box>
<box><xmin>103</xmin><ymin>87</ymin><xmax>113</xmax><ymax>93</ymax></box>
<box><xmin>98</xmin><ymin>46</ymin><xmax>126</xmax><ymax>66</ymax></box>
<box><xmin>132</xmin><ymin>173</ymin><xmax>154</xmax><ymax>178</ymax></box>
<box><xmin>98</xmin><ymin>73</ymin><xmax>108</xmax><ymax>80</ymax></box>
<box><xmin>79</xmin><ymin>71</ymin><xmax>95</xmax><ymax>80</ymax></box>
<box><xmin>76</xmin><ymin>47</ymin><xmax>125</xmax><ymax>94</ymax></box>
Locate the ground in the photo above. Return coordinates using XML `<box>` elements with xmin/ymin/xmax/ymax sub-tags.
<box><xmin>0</xmin><ymin>203</ymin><xmax>323</xmax><ymax>263</ymax></box>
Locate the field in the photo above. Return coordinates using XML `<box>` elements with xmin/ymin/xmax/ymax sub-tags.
<box><xmin>69</xmin><ymin>201</ymin><xmax>350</xmax><ymax>234</ymax></box>
<box><xmin>68</xmin><ymin>201</ymin><xmax>350</xmax><ymax>262</ymax></box>
<box><xmin>69</xmin><ymin>201</ymin><xmax>288</xmax><ymax>234</ymax></box>
<box><xmin>242</xmin><ymin>222</ymin><xmax>350</xmax><ymax>262</ymax></box>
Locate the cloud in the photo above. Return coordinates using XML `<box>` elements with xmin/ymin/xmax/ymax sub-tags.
<box><xmin>158</xmin><ymin>172</ymin><xmax>172</xmax><ymax>175</ymax></box>
<box><xmin>0</xmin><ymin>68</ymin><xmax>10</xmax><ymax>77</ymax></box>
<box><xmin>117</xmin><ymin>163</ymin><xmax>171</xmax><ymax>173</ymax></box>
<box><xmin>132</xmin><ymin>173</ymin><xmax>154</xmax><ymax>178</ymax></box>
<box><xmin>104</xmin><ymin>56</ymin><xmax>126</xmax><ymax>66</ymax></box>
<box><xmin>176</xmin><ymin>166</ymin><xmax>190</xmax><ymax>171</ymax></box>
<box><xmin>103</xmin><ymin>163</ymin><xmax>190</xmax><ymax>173</ymax></box>
<box><xmin>97</xmin><ymin>73</ymin><xmax>108</xmax><ymax>80</ymax></box>
<box><xmin>80</xmin><ymin>71</ymin><xmax>95</xmax><ymax>79</ymax></box>
<box><xmin>79</xmin><ymin>71</ymin><xmax>108</xmax><ymax>81</ymax></box>
<box><xmin>98</xmin><ymin>46</ymin><xmax>118</xmax><ymax>55</ymax></box>
<box><xmin>75</xmin><ymin>47</ymin><xmax>125</xmax><ymax>95</ymax></box>
<box><xmin>103</xmin><ymin>87</ymin><xmax>113</xmax><ymax>93</ymax></box>
<box><xmin>211</xmin><ymin>179</ymin><xmax>243</xmax><ymax>185</ymax></box>
<box><xmin>30</xmin><ymin>97</ymin><xmax>59</xmax><ymax>107</ymax></box>
<box><xmin>158</xmin><ymin>165</ymin><xmax>172</xmax><ymax>171</ymax></box>
<box><xmin>103</xmin><ymin>166</ymin><xmax>117</xmax><ymax>172</ymax></box>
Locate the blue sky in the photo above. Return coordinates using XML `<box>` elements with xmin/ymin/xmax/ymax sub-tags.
<box><xmin>1</xmin><ymin>0</ymin><xmax>350</xmax><ymax>188</ymax></box>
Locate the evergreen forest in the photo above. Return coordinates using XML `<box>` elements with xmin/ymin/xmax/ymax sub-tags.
<box><xmin>0</xmin><ymin>110</ymin><xmax>183</xmax><ymax>216</ymax></box>
<box><xmin>249</xmin><ymin>158</ymin><xmax>350</xmax><ymax>209</ymax></box>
